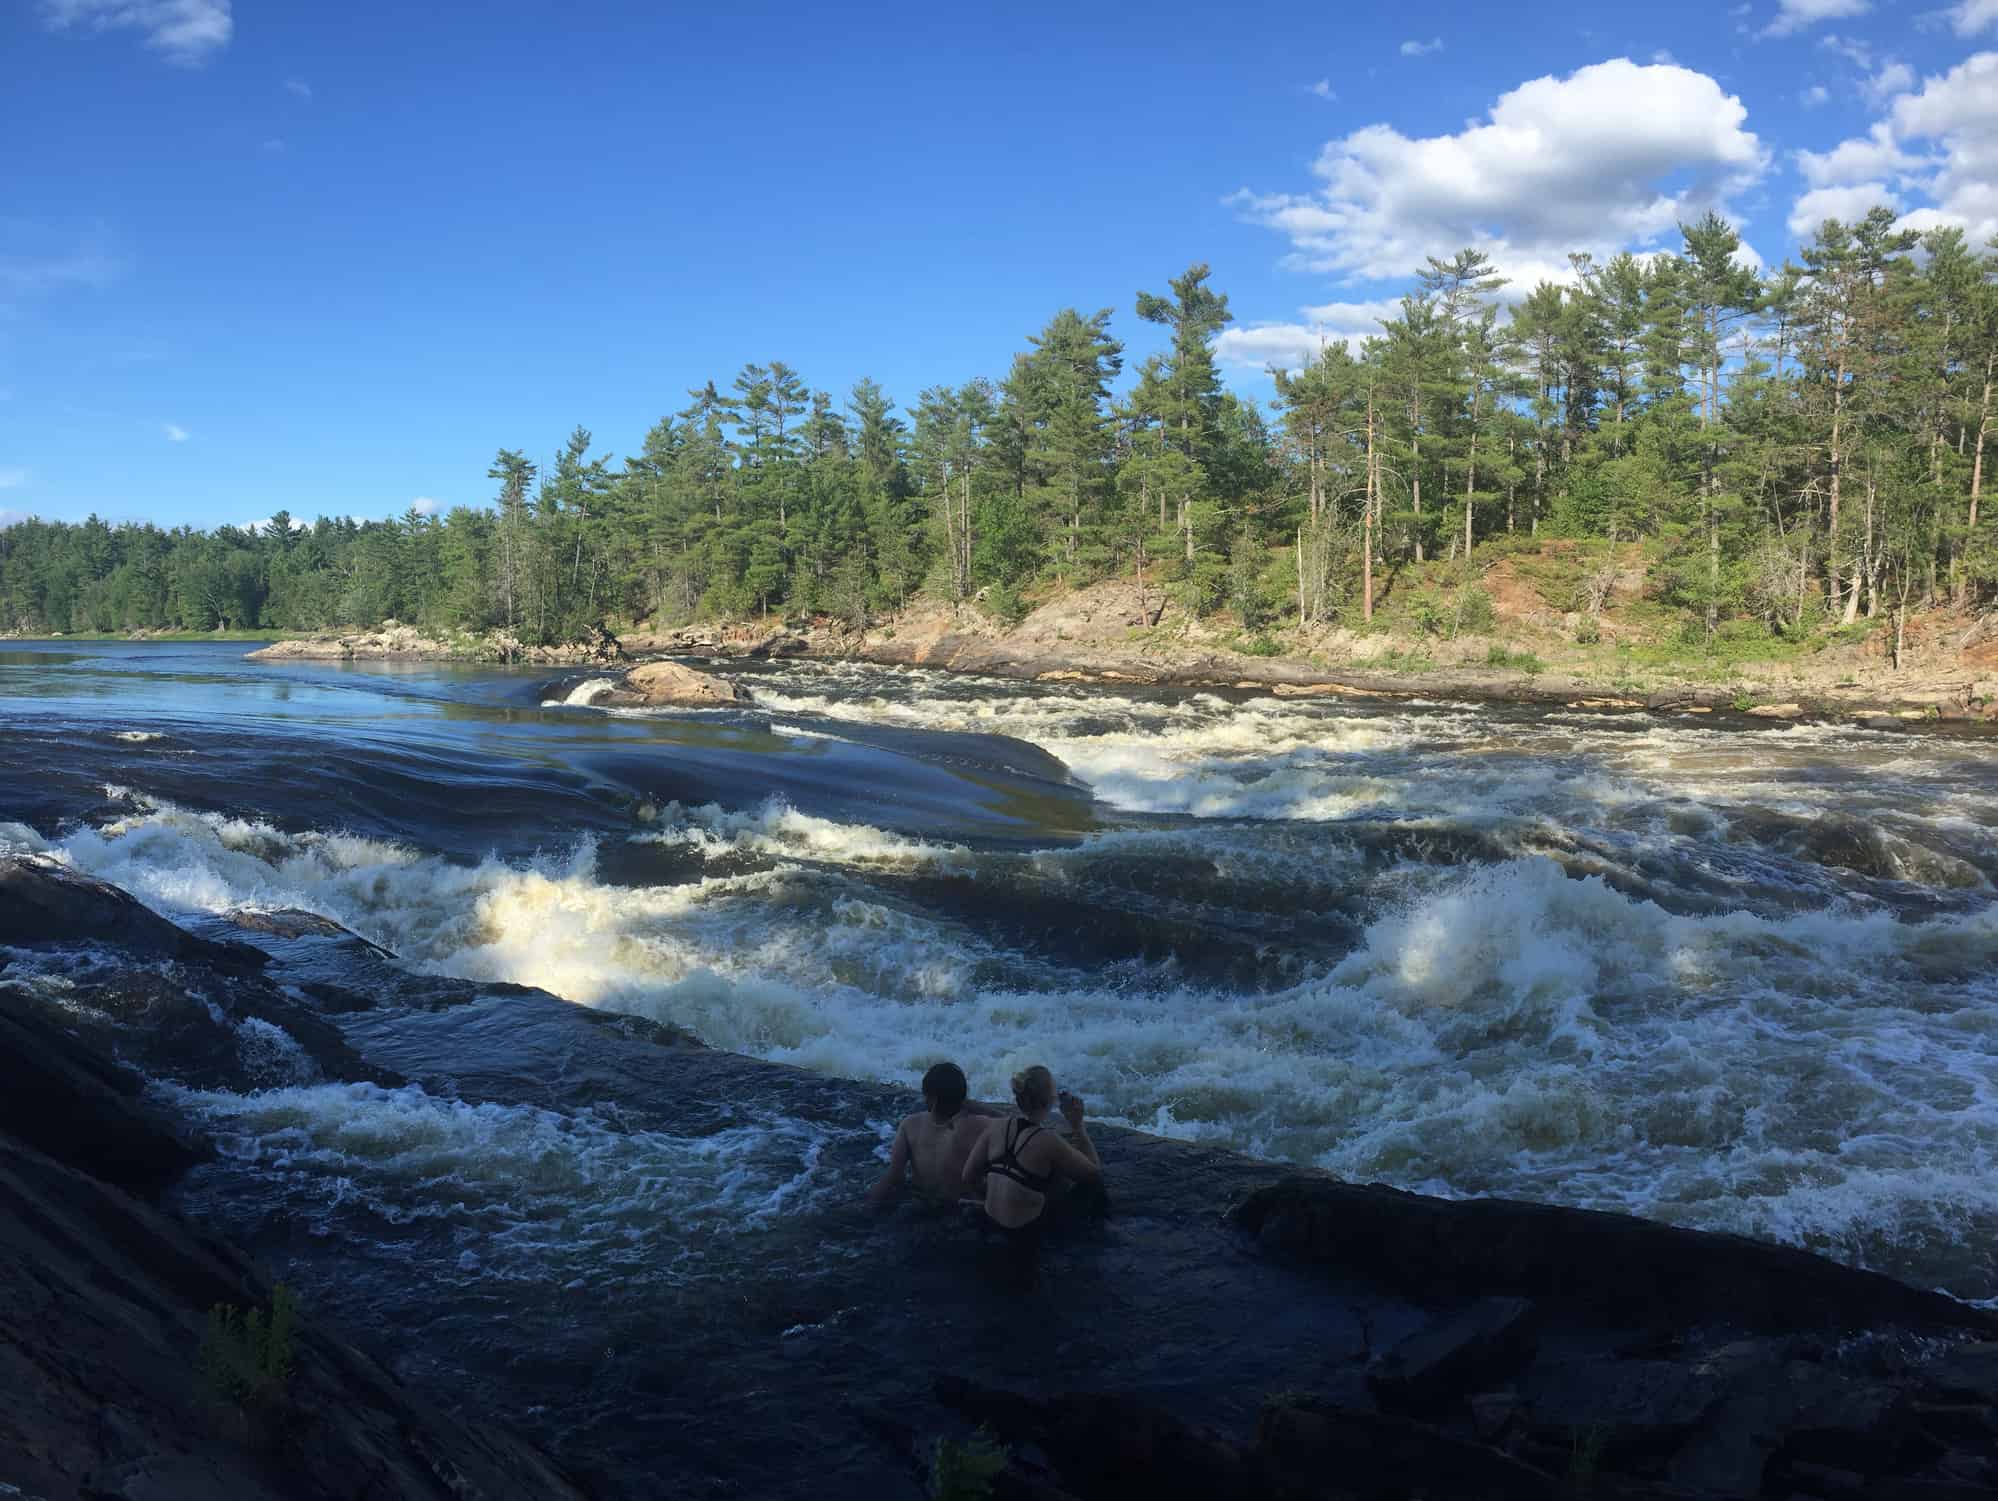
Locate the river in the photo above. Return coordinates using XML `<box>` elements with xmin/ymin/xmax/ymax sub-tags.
<box><xmin>3</xmin><ymin>639</ymin><xmax>1996</xmax><ymax>1482</ymax></box>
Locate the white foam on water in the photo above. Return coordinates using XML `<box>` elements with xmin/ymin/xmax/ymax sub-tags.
<box><xmin>0</xmin><ymin>821</ymin><xmax>51</xmax><ymax>853</ymax></box>
<box><xmin>166</xmin><ymin>1080</ymin><xmax>839</xmax><ymax>1285</ymax></box>
<box><xmin>541</xmin><ymin>678</ymin><xmax>618</xmax><ymax>708</ymax></box>
<box><xmin>50</xmin><ymin>783</ymin><xmax>1998</xmax><ymax>1293</ymax></box>
<box><xmin>114</xmin><ymin>730</ymin><xmax>166</xmax><ymax>743</ymax></box>
<box><xmin>635</xmin><ymin>797</ymin><xmax>968</xmax><ymax>868</ymax></box>
<box><xmin>234</xmin><ymin>1016</ymin><xmax>320</xmax><ymax>1088</ymax></box>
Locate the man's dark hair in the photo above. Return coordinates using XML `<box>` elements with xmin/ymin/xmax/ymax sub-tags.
<box><xmin>922</xmin><ymin>1062</ymin><xmax>969</xmax><ymax>1121</ymax></box>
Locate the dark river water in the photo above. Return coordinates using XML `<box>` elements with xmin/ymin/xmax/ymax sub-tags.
<box><xmin>4</xmin><ymin>639</ymin><xmax>1997</xmax><ymax>1487</ymax></box>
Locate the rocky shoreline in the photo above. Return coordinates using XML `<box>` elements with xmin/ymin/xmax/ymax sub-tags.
<box><xmin>235</xmin><ymin>591</ymin><xmax>1998</xmax><ymax>724</ymax></box>
<box><xmin>5</xmin><ymin>850</ymin><xmax>1997</xmax><ymax>1499</ymax></box>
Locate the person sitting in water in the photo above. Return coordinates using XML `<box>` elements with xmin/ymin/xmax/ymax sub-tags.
<box><xmin>865</xmin><ymin>1062</ymin><xmax>1003</xmax><ymax>1208</ymax></box>
<box><xmin>962</xmin><ymin>1064</ymin><xmax>1102</xmax><ymax>1284</ymax></box>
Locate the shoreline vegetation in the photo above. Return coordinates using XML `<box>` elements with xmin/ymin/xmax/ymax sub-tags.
<box><xmin>233</xmin><ymin>575</ymin><xmax>1998</xmax><ymax>722</ymax></box>
<box><xmin>3</xmin><ymin>219</ymin><xmax>1994</xmax><ymax>719</ymax></box>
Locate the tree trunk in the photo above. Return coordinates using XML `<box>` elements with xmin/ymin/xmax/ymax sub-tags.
<box><xmin>1363</xmin><ymin>391</ymin><xmax>1376</xmax><ymax>623</ymax></box>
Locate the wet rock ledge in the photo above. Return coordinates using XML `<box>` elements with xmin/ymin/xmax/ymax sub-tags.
<box><xmin>4</xmin><ymin>851</ymin><xmax>1997</xmax><ymax>1500</ymax></box>
<box><xmin>0</xmin><ymin>855</ymin><xmax>591</xmax><ymax>1501</ymax></box>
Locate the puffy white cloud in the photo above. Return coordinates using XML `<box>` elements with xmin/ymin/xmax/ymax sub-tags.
<box><xmin>1761</xmin><ymin>0</ymin><xmax>1869</xmax><ymax>39</ymax></box>
<box><xmin>1801</xmin><ymin>84</ymin><xmax>1831</xmax><ymax>106</ymax></box>
<box><xmin>409</xmin><ymin>497</ymin><xmax>442</xmax><ymax>516</ymax></box>
<box><xmin>163</xmin><ymin>423</ymin><xmax>189</xmax><ymax>442</ymax></box>
<box><xmin>1788</xmin><ymin>51</ymin><xmax>1998</xmax><ymax>246</ymax></box>
<box><xmin>1310</xmin><ymin>79</ymin><xmax>1335</xmax><ymax>99</ymax></box>
<box><xmin>1214</xmin><ymin>298</ymin><xmax>1404</xmax><ymax>371</ymax></box>
<box><xmin>1863</xmin><ymin>60</ymin><xmax>1914</xmax><ymax>103</ymax></box>
<box><xmin>1949</xmin><ymin>0</ymin><xmax>1998</xmax><ymax>36</ymax></box>
<box><xmin>39</xmin><ymin>0</ymin><xmax>232</xmax><ymax>66</ymax></box>
<box><xmin>0</xmin><ymin>468</ymin><xmax>26</xmax><ymax>490</ymax></box>
<box><xmin>1400</xmin><ymin>38</ymin><xmax>1443</xmax><ymax>57</ymax></box>
<box><xmin>1796</xmin><ymin>122</ymin><xmax>1926</xmax><ymax>187</ymax></box>
<box><xmin>1819</xmin><ymin>32</ymin><xmax>1871</xmax><ymax>67</ymax></box>
<box><xmin>1231</xmin><ymin>59</ymin><xmax>1768</xmax><ymax>286</ymax></box>
<box><xmin>1789</xmin><ymin>182</ymin><xmax>1900</xmax><ymax>235</ymax></box>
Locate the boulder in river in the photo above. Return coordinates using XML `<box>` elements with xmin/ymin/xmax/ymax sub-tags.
<box><xmin>600</xmin><ymin>659</ymin><xmax>751</xmax><ymax>707</ymax></box>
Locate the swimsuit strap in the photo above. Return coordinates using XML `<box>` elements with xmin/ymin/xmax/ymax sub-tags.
<box><xmin>989</xmin><ymin>1117</ymin><xmax>1053</xmax><ymax>1194</ymax></box>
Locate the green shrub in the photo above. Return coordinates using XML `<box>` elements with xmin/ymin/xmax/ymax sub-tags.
<box><xmin>1454</xmin><ymin>586</ymin><xmax>1496</xmax><ymax>635</ymax></box>
<box><xmin>1486</xmin><ymin>645</ymin><xmax>1547</xmax><ymax>674</ymax></box>
<box><xmin>931</xmin><ymin>1428</ymin><xmax>1009</xmax><ymax>1501</ymax></box>
<box><xmin>1574</xmin><ymin>617</ymin><xmax>1601</xmax><ymax>645</ymax></box>
<box><xmin>1236</xmin><ymin>633</ymin><xmax>1282</xmax><ymax>658</ymax></box>
<box><xmin>979</xmin><ymin>581</ymin><xmax>1029</xmax><ymax>626</ymax></box>
<box><xmin>200</xmin><ymin>1284</ymin><xmax>297</xmax><ymax>1408</ymax></box>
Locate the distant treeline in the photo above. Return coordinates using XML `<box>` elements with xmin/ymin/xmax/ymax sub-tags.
<box><xmin>4</xmin><ymin>211</ymin><xmax>1993</xmax><ymax>642</ymax></box>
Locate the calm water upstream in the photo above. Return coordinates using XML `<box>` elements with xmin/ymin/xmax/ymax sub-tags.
<box><xmin>4</xmin><ymin>639</ymin><xmax>1996</xmax><ymax>1318</ymax></box>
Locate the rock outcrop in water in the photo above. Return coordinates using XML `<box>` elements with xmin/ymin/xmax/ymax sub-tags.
<box><xmin>4</xmin><ymin>854</ymin><xmax>1997</xmax><ymax>1500</ymax></box>
<box><xmin>596</xmin><ymin>658</ymin><xmax>750</xmax><ymax>707</ymax></box>
<box><xmin>0</xmin><ymin>859</ymin><xmax>590</xmax><ymax>1500</ymax></box>
<box><xmin>247</xmin><ymin>621</ymin><xmax>625</xmax><ymax>666</ymax></box>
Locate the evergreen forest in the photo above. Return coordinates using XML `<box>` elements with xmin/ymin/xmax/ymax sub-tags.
<box><xmin>4</xmin><ymin>210</ymin><xmax>1994</xmax><ymax>654</ymax></box>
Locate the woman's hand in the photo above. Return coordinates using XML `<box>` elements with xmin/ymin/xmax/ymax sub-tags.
<box><xmin>1059</xmin><ymin>1089</ymin><xmax>1085</xmax><ymax>1129</ymax></box>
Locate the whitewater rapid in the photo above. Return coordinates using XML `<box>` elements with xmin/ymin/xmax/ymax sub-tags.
<box><xmin>5</xmin><ymin>647</ymin><xmax>1996</xmax><ymax>1299</ymax></box>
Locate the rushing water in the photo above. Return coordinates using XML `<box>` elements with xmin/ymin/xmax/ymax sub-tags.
<box><xmin>4</xmin><ymin>640</ymin><xmax>1997</xmax><ymax>1321</ymax></box>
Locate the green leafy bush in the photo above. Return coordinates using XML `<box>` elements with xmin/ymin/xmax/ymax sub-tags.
<box><xmin>201</xmin><ymin>1284</ymin><xmax>297</xmax><ymax>1408</ymax></box>
<box><xmin>1454</xmin><ymin>586</ymin><xmax>1496</xmax><ymax>635</ymax></box>
<box><xmin>931</xmin><ymin>1428</ymin><xmax>1009</xmax><ymax>1501</ymax></box>
<box><xmin>1235</xmin><ymin>633</ymin><xmax>1282</xmax><ymax>657</ymax></box>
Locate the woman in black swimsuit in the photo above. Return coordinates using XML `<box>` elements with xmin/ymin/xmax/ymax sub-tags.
<box><xmin>963</xmin><ymin>1064</ymin><xmax>1102</xmax><ymax>1286</ymax></box>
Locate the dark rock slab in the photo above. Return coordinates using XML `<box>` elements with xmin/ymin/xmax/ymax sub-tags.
<box><xmin>0</xmin><ymin>987</ymin><xmax>207</xmax><ymax>1194</ymax></box>
<box><xmin>0</xmin><ymin>1131</ymin><xmax>592</xmax><ymax>1501</ymax></box>
<box><xmin>1367</xmin><ymin>1294</ymin><xmax>1539</xmax><ymax>1414</ymax></box>
<box><xmin>0</xmin><ymin>853</ymin><xmax>267</xmax><ymax>972</ymax></box>
<box><xmin>1232</xmin><ymin>1175</ymin><xmax>1998</xmax><ymax>1338</ymax></box>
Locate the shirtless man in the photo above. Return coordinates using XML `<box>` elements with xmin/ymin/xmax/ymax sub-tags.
<box><xmin>864</xmin><ymin>1062</ymin><xmax>1002</xmax><ymax>1208</ymax></box>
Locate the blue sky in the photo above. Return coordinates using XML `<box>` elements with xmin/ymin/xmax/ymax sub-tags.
<box><xmin>4</xmin><ymin>0</ymin><xmax>1995</xmax><ymax>530</ymax></box>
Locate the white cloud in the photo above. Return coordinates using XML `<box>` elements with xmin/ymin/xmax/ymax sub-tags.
<box><xmin>1863</xmin><ymin>60</ymin><xmax>1915</xmax><ymax>102</ymax></box>
<box><xmin>1789</xmin><ymin>182</ymin><xmax>1901</xmax><ymax>234</ymax></box>
<box><xmin>39</xmin><ymin>0</ymin><xmax>232</xmax><ymax>66</ymax></box>
<box><xmin>1788</xmin><ymin>51</ymin><xmax>1998</xmax><ymax>246</ymax></box>
<box><xmin>1819</xmin><ymin>32</ymin><xmax>1871</xmax><ymax>67</ymax></box>
<box><xmin>0</xmin><ymin>227</ymin><xmax>127</xmax><ymax>303</ymax></box>
<box><xmin>163</xmin><ymin>423</ymin><xmax>189</xmax><ymax>442</ymax></box>
<box><xmin>409</xmin><ymin>496</ymin><xmax>442</xmax><ymax>516</ymax></box>
<box><xmin>1400</xmin><ymin>38</ymin><xmax>1444</xmax><ymax>57</ymax></box>
<box><xmin>1948</xmin><ymin>0</ymin><xmax>1998</xmax><ymax>35</ymax></box>
<box><xmin>1652</xmin><ymin>49</ymin><xmax>1679</xmax><ymax>65</ymax></box>
<box><xmin>1801</xmin><ymin>83</ymin><xmax>1831</xmax><ymax>106</ymax></box>
<box><xmin>1310</xmin><ymin>79</ymin><xmax>1336</xmax><ymax>99</ymax></box>
<box><xmin>0</xmin><ymin>468</ymin><xmax>26</xmax><ymax>490</ymax></box>
<box><xmin>1796</xmin><ymin>122</ymin><xmax>1926</xmax><ymax>186</ymax></box>
<box><xmin>1214</xmin><ymin>297</ymin><xmax>1404</xmax><ymax>371</ymax></box>
<box><xmin>245</xmin><ymin>515</ymin><xmax>308</xmax><ymax>535</ymax></box>
<box><xmin>1231</xmin><ymin>59</ymin><xmax>1769</xmax><ymax>287</ymax></box>
<box><xmin>284</xmin><ymin>77</ymin><xmax>312</xmax><ymax>100</ymax></box>
<box><xmin>1761</xmin><ymin>0</ymin><xmax>1869</xmax><ymax>39</ymax></box>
